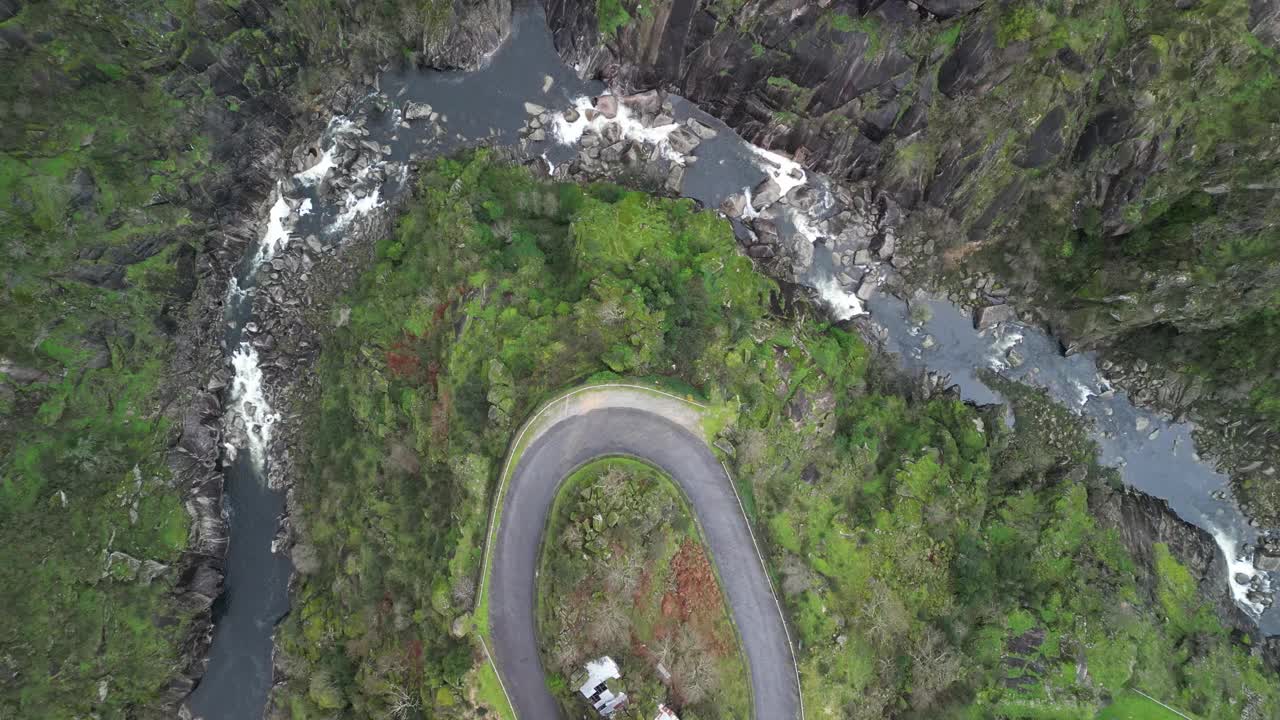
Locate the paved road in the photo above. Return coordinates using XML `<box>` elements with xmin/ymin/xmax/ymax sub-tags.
<box><xmin>488</xmin><ymin>389</ymin><xmax>801</xmax><ymax>719</ymax></box>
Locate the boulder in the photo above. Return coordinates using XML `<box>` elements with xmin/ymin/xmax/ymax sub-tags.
<box><xmin>620</xmin><ymin>89</ymin><xmax>661</xmax><ymax>115</ymax></box>
<box><xmin>1257</xmin><ymin>551</ymin><xmax>1280</xmax><ymax>573</ymax></box>
<box><xmin>751</xmin><ymin>177</ymin><xmax>782</xmax><ymax>211</ymax></box>
<box><xmin>665</xmin><ymin>164</ymin><xmax>685</xmax><ymax>193</ymax></box>
<box><xmin>917</xmin><ymin>0</ymin><xmax>986</xmax><ymax>17</ymax></box>
<box><xmin>938</xmin><ymin>26</ymin><xmax>998</xmax><ymax>98</ymax></box>
<box><xmin>68</xmin><ymin>263</ymin><xmax>126</xmax><ymax>289</ymax></box>
<box><xmin>403</xmin><ymin>101</ymin><xmax>433</xmax><ymax>120</ymax></box>
<box><xmin>1016</xmin><ymin>106</ymin><xmax>1066</xmax><ymax>168</ymax></box>
<box><xmin>593</xmin><ymin>94</ymin><xmax>619</xmax><ymax>119</ymax></box>
<box><xmin>0</xmin><ymin>359</ymin><xmax>49</xmax><ymax>385</ymax></box>
<box><xmin>721</xmin><ymin>193</ymin><xmax>747</xmax><ymax>218</ymax></box>
<box><xmin>666</xmin><ymin>127</ymin><xmax>701</xmax><ymax>155</ymax></box>
<box><xmin>686</xmin><ymin>118</ymin><xmax>717</xmax><ymax>139</ymax></box>
<box><xmin>0</xmin><ymin>0</ymin><xmax>21</xmax><ymax>23</ymax></box>
<box><xmin>974</xmin><ymin>303</ymin><xmax>1017</xmax><ymax>329</ymax></box>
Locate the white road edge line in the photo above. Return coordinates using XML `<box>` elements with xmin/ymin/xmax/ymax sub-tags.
<box><xmin>474</xmin><ymin>383</ymin><xmax>708</xmax><ymax>718</ymax></box>
<box><xmin>474</xmin><ymin>382</ymin><xmax>803</xmax><ymax>720</ymax></box>
<box><xmin>1132</xmin><ymin>689</ymin><xmax>1194</xmax><ymax>720</ymax></box>
<box><xmin>719</xmin><ymin>457</ymin><xmax>805</xmax><ymax>720</ymax></box>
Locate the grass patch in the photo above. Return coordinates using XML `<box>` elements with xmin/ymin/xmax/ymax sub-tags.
<box><xmin>1097</xmin><ymin>690</ymin><xmax>1192</xmax><ymax>720</ymax></box>
<box><xmin>597</xmin><ymin>0</ymin><xmax>633</xmax><ymax>38</ymax></box>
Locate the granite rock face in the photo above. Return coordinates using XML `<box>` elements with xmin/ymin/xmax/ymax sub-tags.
<box><xmin>543</xmin><ymin>0</ymin><xmax>1279</xmax><ymax>345</ymax></box>
<box><xmin>543</xmin><ymin>0</ymin><xmax>1280</xmax><ymax>524</ymax></box>
<box><xmin>424</xmin><ymin>0</ymin><xmax>514</xmax><ymax>69</ymax></box>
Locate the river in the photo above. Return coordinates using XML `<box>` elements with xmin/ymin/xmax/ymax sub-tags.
<box><xmin>187</xmin><ymin>4</ymin><xmax>1276</xmax><ymax>718</ymax></box>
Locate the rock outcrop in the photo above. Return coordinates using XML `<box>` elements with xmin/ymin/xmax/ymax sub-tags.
<box><xmin>542</xmin><ymin>0</ymin><xmax>1280</xmax><ymax>526</ymax></box>
<box><xmin>426</xmin><ymin>0</ymin><xmax>514</xmax><ymax>69</ymax></box>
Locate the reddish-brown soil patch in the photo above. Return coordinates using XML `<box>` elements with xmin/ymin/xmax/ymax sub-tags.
<box><xmin>661</xmin><ymin>591</ymin><xmax>681</xmax><ymax>619</ymax></box>
<box><xmin>671</xmin><ymin>539</ymin><xmax>720</xmax><ymax>620</ymax></box>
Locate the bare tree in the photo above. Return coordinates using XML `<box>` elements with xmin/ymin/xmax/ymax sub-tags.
<box><xmin>908</xmin><ymin>625</ymin><xmax>964</xmax><ymax>710</ymax></box>
<box><xmin>599</xmin><ymin>464</ymin><xmax>631</xmax><ymax>493</ymax></box>
<box><xmin>603</xmin><ymin>552</ymin><xmax>643</xmax><ymax>596</ymax></box>
<box><xmin>386</xmin><ymin>682</ymin><xmax>419</xmax><ymax>720</ymax></box>
<box><xmin>588</xmin><ymin>597</ymin><xmax>629</xmax><ymax>649</ymax></box>
<box><xmin>673</xmin><ymin>629</ymin><xmax>717</xmax><ymax>705</ymax></box>
<box><xmin>652</xmin><ymin>633</ymin><xmax>676</xmax><ymax>670</ymax></box>
<box><xmin>859</xmin><ymin>578</ymin><xmax>910</xmax><ymax>651</ymax></box>
<box><xmin>598</xmin><ymin>299</ymin><xmax>626</xmax><ymax>325</ymax></box>
<box><xmin>551</xmin><ymin>637</ymin><xmax>581</xmax><ymax>673</ymax></box>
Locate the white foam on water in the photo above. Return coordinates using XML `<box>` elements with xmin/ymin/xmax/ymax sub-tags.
<box><xmin>297</xmin><ymin>198</ymin><xmax>313</xmax><ymax>217</ymax></box>
<box><xmin>790</xmin><ymin>206</ymin><xmax>864</xmax><ymax>319</ymax></box>
<box><xmin>1071</xmin><ymin>379</ymin><xmax>1096</xmax><ymax>408</ymax></box>
<box><xmin>814</xmin><ymin>274</ymin><xmax>865</xmax><ymax>320</ymax></box>
<box><xmin>294</xmin><ymin>147</ymin><xmax>336</xmax><ymax>185</ymax></box>
<box><xmin>293</xmin><ymin>117</ymin><xmax>357</xmax><ymax>185</ymax></box>
<box><xmin>1212</xmin><ymin>528</ymin><xmax>1266</xmax><ymax>615</ymax></box>
<box><xmin>252</xmin><ymin>184</ymin><xmax>292</xmax><ymax>266</ymax></box>
<box><xmin>228</xmin><ymin>342</ymin><xmax>280</xmax><ymax>469</ymax></box>
<box><xmin>790</xmin><ymin>204</ymin><xmax>826</xmax><ymax>246</ymax></box>
<box><xmin>332</xmin><ymin>187</ymin><xmax>383</xmax><ymax>230</ymax></box>
<box><xmin>552</xmin><ymin>95</ymin><xmax>687</xmax><ymax>164</ymax></box>
<box><xmin>986</xmin><ymin>329</ymin><xmax>1024</xmax><ymax>369</ymax></box>
<box><xmin>739</xmin><ymin>186</ymin><xmax>760</xmax><ymax>220</ymax></box>
<box><xmin>225</xmin><ymin>276</ymin><xmax>248</xmax><ymax>306</ymax></box>
<box><xmin>746</xmin><ymin>143</ymin><xmax>807</xmax><ymax>197</ymax></box>
<box><xmin>330</xmin><ymin>163</ymin><xmax>386</xmax><ymax>231</ymax></box>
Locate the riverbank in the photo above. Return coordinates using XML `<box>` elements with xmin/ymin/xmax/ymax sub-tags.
<box><xmin>542</xmin><ymin>0</ymin><xmax>1280</xmax><ymax>551</ymax></box>
<box><xmin>267</xmin><ymin>146</ymin><xmax>1278</xmax><ymax>718</ymax></box>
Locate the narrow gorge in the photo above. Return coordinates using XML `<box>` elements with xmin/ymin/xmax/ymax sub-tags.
<box><xmin>2</xmin><ymin>2</ymin><xmax>1278</xmax><ymax>719</ymax></box>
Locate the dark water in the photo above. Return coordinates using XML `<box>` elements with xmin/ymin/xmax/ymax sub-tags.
<box><xmin>858</xmin><ymin>292</ymin><xmax>1275</xmax><ymax>630</ymax></box>
<box><xmin>188</xmin><ymin>6</ymin><xmax>600</xmax><ymax>719</ymax></box>
<box><xmin>190</xmin><ymin>4</ymin><xmax>1276</xmax><ymax>717</ymax></box>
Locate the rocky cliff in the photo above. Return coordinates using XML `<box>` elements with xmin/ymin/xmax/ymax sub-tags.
<box><xmin>543</xmin><ymin>0</ymin><xmax>1280</xmax><ymax>519</ymax></box>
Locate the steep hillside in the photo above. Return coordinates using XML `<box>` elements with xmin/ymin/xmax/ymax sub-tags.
<box><xmin>544</xmin><ymin>0</ymin><xmax>1280</xmax><ymax>516</ymax></box>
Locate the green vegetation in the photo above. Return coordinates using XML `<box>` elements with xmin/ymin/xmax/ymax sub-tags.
<box><xmin>281</xmin><ymin>152</ymin><xmax>1279</xmax><ymax>719</ymax></box>
<box><xmin>537</xmin><ymin>459</ymin><xmax>750</xmax><ymax>719</ymax></box>
<box><xmin>1095</xmin><ymin>690</ymin><xmax>1188</xmax><ymax>720</ymax></box>
<box><xmin>0</xmin><ymin>2</ymin><xmax>289</xmax><ymax>715</ymax></box>
<box><xmin>820</xmin><ymin>12</ymin><xmax>882</xmax><ymax>58</ymax></box>
<box><xmin>0</xmin><ymin>1</ymin><xmax>482</xmax><ymax>715</ymax></box>
<box><xmin>274</xmin><ymin>151</ymin><xmax>771</xmax><ymax>717</ymax></box>
<box><xmin>597</xmin><ymin>0</ymin><xmax>633</xmax><ymax>39</ymax></box>
<box><xmin>724</xmin><ymin>358</ymin><xmax>1280</xmax><ymax>719</ymax></box>
<box><xmin>996</xmin><ymin>2</ymin><xmax>1041</xmax><ymax>47</ymax></box>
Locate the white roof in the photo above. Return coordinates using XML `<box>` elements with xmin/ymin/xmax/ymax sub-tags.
<box><xmin>578</xmin><ymin>656</ymin><xmax>621</xmax><ymax>697</ymax></box>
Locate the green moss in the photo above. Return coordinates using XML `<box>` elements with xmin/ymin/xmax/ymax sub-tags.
<box><xmin>997</xmin><ymin>2</ymin><xmax>1041</xmax><ymax>47</ymax></box>
<box><xmin>597</xmin><ymin>0</ymin><xmax>633</xmax><ymax>39</ymax></box>
<box><xmin>821</xmin><ymin>12</ymin><xmax>882</xmax><ymax>58</ymax></box>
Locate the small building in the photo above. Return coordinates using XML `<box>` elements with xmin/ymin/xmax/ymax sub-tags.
<box><xmin>654</xmin><ymin>703</ymin><xmax>681</xmax><ymax>720</ymax></box>
<box><xmin>577</xmin><ymin>656</ymin><xmax>628</xmax><ymax>717</ymax></box>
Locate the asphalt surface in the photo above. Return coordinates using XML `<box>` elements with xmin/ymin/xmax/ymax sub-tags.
<box><xmin>488</xmin><ymin>399</ymin><xmax>802</xmax><ymax>720</ymax></box>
